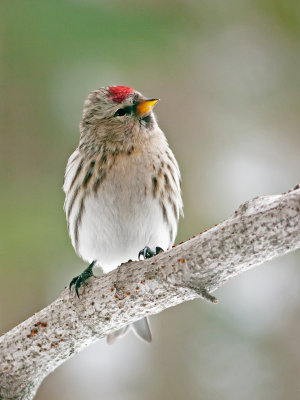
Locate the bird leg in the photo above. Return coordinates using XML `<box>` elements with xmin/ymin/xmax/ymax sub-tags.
<box><xmin>138</xmin><ymin>246</ymin><xmax>164</xmax><ymax>260</ymax></box>
<box><xmin>69</xmin><ymin>260</ymin><xmax>96</xmax><ymax>298</ymax></box>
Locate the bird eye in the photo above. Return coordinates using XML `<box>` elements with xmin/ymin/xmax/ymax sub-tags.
<box><xmin>114</xmin><ymin>108</ymin><xmax>127</xmax><ymax>117</ymax></box>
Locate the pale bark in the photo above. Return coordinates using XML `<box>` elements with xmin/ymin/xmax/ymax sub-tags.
<box><xmin>1</xmin><ymin>186</ymin><xmax>300</xmax><ymax>399</ymax></box>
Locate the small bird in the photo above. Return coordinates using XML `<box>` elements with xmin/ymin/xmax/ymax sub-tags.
<box><xmin>63</xmin><ymin>86</ymin><xmax>183</xmax><ymax>343</ymax></box>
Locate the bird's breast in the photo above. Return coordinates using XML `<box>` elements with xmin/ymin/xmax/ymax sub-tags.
<box><xmin>64</xmin><ymin>140</ymin><xmax>181</xmax><ymax>272</ymax></box>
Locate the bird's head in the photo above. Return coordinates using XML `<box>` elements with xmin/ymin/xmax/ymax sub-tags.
<box><xmin>80</xmin><ymin>86</ymin><xmax>159</xmax><ymax>148</ymax></box>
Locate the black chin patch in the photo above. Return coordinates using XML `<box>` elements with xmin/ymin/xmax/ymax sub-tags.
<box><xmin>141</xmin><ymin>114</ymin><xmax>154</xmax><ymax>129</ymax></box>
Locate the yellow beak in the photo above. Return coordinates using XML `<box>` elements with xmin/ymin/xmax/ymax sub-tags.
<box><xmin>136</xmin><ymin>99</ymin><xmax>159</xmax><ymax>117</ymax></box>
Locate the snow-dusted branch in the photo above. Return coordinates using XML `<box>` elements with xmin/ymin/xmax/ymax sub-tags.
<box><xmin>1</xmin><ymin>186</ymin><xmax>300</xmax><ymax>399</ymax></box>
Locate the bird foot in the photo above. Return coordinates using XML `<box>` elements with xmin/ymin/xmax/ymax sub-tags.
<box><xmin>69</xmin><ymin>260</ymin><xmax>96</xmax><ymax>298</ymax></box>
<box><xmin>138</xmin><ymin>246</ymin><xmax>164</xmax><ymax>260</ymax></box>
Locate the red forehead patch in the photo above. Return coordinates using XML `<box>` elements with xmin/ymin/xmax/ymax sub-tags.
<box><xmin>107</xmin><ymin>86</ymin><xmax>135</xmax><ymax>103</ymax></box>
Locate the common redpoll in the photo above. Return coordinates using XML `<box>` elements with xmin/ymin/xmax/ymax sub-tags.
<box><xmin>63</xmin><ymin>86</ymin><xmax>183</xmax><ymax>343</ymax></box>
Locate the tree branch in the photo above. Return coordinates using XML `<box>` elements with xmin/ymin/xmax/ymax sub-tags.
<box><xmin>1</xmin><ymin>186</ymin><xmax>300</xmax><ymax>399</ymax></box>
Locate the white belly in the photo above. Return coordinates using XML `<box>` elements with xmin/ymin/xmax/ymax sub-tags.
<box><xmin>78</xmin><ymin>188</ymin><xmax>170</xmax><ymax>272</ymax></box>
<box><xmin>74</xmin><ymin>155</ymin><xmax>174</xmax><ymax>273</ymax></box>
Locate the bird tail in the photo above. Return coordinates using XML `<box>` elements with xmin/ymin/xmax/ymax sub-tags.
<box><xmin>106</xmin><ymin>317</ymin><xmax>152</xmax><ymax>344</ymax></box>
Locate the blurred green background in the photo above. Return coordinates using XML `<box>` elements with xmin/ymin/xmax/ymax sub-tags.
<box><xmin>1</xmin><ymin>0</ymin><xmax>300</xmax><ymax>398</ymax></box>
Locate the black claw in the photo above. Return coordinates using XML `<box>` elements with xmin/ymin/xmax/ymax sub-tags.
<box><xmin>138</xmin><ymin>248</ymin><xmax>144</xmax><ymax>260</ymax></box>
<box><xmin>155</xmin><ymin>247</ymin><xmax>164</xmax><ymax>255</ymax></box>
<box><xmin>138</xmin><ymin>246</ymin><xmax>154</xmax><ymax>260</ymax></box>
<box><xmin>69</xmin><ymin>260</ymin><xmax>96</xmax><ymax>298</ymax></box>
<box><xmin>75</xmin><ymin>277</ymin><xmax>82</xmax><ymax>298</ymax></box>
<box><xmin>138</xmin><ymin>249</ymin><xmax>144</xmax><ymax>260</ymax></box>
<box><xmin>69</xmin><ymin>276</ymin><xmax>78</xmax><ymax>291</ymax></box>
<box><xmin>138</xmin><ymin>246</ymin><xmax>164</xmax><ymax>260</ymax></box>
